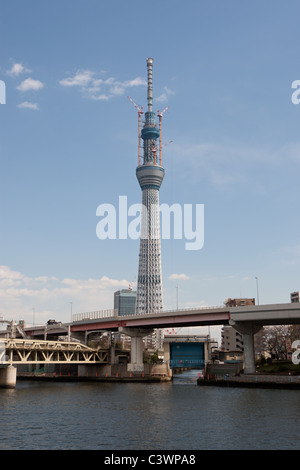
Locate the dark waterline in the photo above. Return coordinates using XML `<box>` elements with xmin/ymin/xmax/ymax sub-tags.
<box><xmin>1</xmin><ymin>370</ymin><xmax>300</xmax><ymax>450</ymax></box>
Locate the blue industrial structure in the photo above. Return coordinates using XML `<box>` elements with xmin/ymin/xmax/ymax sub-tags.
<box><xmin>169</xmin><ymin>342</ymin><xmax>205</xmax><ymax>368</ymax></box>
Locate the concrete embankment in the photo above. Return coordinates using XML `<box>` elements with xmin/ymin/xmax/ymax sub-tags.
<box><xmin>197</xmin><ymin>374</ymin><xmax>300</xmax><ymax>389</ymax></box>
<box><xmin>17</xmin><ymin>373</ymin><xmax>171</xmax><ymax>383</ymax></box>
<box><xmin>16</xmin><ymin>363</ymin><xmax>172</xmax><ymax>384</ymax></box>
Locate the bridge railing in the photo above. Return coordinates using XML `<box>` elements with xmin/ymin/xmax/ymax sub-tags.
<box><xmin>72</xmin><ymin>309</ymin><xmax>118</xmax><ymax>322</ymax></box>
<box><xmin>72</xmin><ymin>305</ymin><xmax>224</xmax><ymax>322</ymax></box>
<box><xmin>134</xmin><ymin>305</ymin><xmax>224</xmax><ymax>316</ymax></box>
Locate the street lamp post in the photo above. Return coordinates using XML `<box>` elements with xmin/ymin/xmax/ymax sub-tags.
<box><xmin>255</xmin><ymin>277</ymin><xmax>260</xmax><ymax>305</ymax></box>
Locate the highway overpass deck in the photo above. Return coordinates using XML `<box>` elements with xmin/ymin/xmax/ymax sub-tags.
<box><xmin>229</xmin><ymin>302</ymin><xmax>300</xmax><ymax>326</ymax></box>
<box><xmin>70</xmin><ymin>306</ymin><xmax>231</xmax><ymax>332</ymax></box>
<box><xmin>2</xmin><ymin>303</ymin><xmax>300</xmax><ymax>340</ymax></box>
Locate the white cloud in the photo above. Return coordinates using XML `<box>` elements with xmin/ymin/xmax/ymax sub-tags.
<box><xmin>7</xmin><ymin>62</ymin><xmax>31</xmax><ymax>77</ymax></box>
<box><xmin>156</xmin><ymin>86</ymin><xmax>175</xmax><ymax>103</ymax></box>
<box><xmin>172</xmin><ymin>140</ymin><xmax>300</xmax><ymax>185</ymax></box>
<box><xmin>168</xmin><ymin>273</ymin><xmax>190</xmax><ymax>281</ymax></box>
<box><xmin>61</xmin><ymin>275</ymin><xmax>129</xmax><ymax>290</ymax></box>
<box><xmin>18</xmin><ymin>101</ymin><xmax>39</xmax><ymax>110</ymax></box>
<box><xmin>170</xmin><ymin>141</ymin><xmax>276</xmax><ymax>187</ymax></box>
<box><xmin>90</xmin><ymin>94</ymin><xmax>110</xmax><ymax>101</ymax></box>
<box><xmin>0</xmin><ymin>266</ymin><xmax>130</xmax><ymax>324</ymax></box>
<box><xmin>59</xmin><ymin>70</ymin><xmax>94</xmax><ymax>87</ymax></box>
<box><xmin>35</xmin><ymin>276</ymin><xmax>59</xmax><ymax>283</ymax></box>
<box><xmin>0</xmin><ymin>266</ymin><xmax>25</xmax><ymax>287</ymax></box>
<box><xmin>59</xmin><ymin>69</ymin><xmax>146</xmax><ymax>101</ymax></box>
<box><xmin>123</xmin><ymin>77</ymin><xmax>147</xmax><ymax>87</ymax></box>
<box><xmin>17</xmin><ymin>78</ymin><xmax>44</xmax><ymax>92</ymax></box>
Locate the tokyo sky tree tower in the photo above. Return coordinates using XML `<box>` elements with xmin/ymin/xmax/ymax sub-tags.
<box><xmin>133</xmin><ymin>58</ymin><xmax>165</xmax><ymax>314</ymax></box>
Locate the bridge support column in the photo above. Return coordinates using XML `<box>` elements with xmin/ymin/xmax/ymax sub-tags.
<box><xmin>119</xmin><ymin>327</ymin><xmax>153</xmax><ymax>373</ymax></box>
<box><xmin>0</xmin><ymin>366</ymin><xmax>17</xmax><ymax>388</ymax></box>
<box><xmin>229</xmin><ymin>321</ymin><xmax>262</xmax><ymax>374</ymax></box>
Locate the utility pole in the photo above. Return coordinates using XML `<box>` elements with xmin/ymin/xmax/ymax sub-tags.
<box><xmin>255</xmin><ymin>277</ymin><xmax>260</xmax><ymax>305</ymax></box>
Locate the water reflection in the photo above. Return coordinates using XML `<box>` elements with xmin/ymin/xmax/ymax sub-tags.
<box><xmin>172</xmin><ymin>369</ymin><xmax>201</xmax><ymax>384</ymax></box>
<box><xmin>0</xmin><ymin>376</ymin><xmax>300</xmax><ymax>450</ymax></box>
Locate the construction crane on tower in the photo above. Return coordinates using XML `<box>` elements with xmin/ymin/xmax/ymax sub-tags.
<box><xmin>128</xmin><ymin>96</ymin><xmax>144</xmax><ymax>166</ymax></box>
<box><xmin>152</xmin><ymin>140</ymin><xmax>173</xmax><ymax>165</ymax></box>
<box><xmin>157</xmin><ymin>106</ymin><xmax>169</xmax><ymax>165</ymax></box>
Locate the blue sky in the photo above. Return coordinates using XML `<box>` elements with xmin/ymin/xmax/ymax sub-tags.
<box><xmin>1</xmin><ymin>0</ymin><xmax>300</xmax><ymax>331</ymax></box>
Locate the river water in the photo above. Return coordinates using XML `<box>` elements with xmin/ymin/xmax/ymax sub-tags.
<box><xmin>1</xmin><ymin>370</ymin><xmax>300</xmax><ymax>450</ymax></box>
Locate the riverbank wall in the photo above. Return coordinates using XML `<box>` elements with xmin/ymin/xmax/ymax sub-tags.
<box><xmin>16</xmin><ymin>363</ymin><xmax>172</xmax><ymax>383</ymax></box>
<box><xmin>197</xmin><ymin>374</ymin><xmax>300</xmax><ymax>389</ymax></box>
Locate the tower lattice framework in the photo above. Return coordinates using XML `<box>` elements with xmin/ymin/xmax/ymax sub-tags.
<box><xmin>135</xmin><ymin>58</ymin><xmax>165</xmax><ymax>314</ymax></box>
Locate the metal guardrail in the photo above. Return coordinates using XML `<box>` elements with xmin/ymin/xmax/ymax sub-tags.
<box><xmin>72</xmin><ymin>306</ymin><xmax>225</xmax><ymax>322</ymax></box>
<box><xmin>72</xmin><ymin>309</ymin><xmax>118</xmax><ymax>322</ymax></box>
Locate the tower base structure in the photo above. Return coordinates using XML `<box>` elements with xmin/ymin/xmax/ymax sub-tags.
<box><xmin>119</xmin><ymin>327</ymin><xmax>154</xmax><ymax>373</ymax></box>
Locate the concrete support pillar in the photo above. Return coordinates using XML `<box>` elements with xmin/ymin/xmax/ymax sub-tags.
<box><xmin>109</xmin><ymin>345</ymin><xmax>116</xmax><ymax>364</ymax></box>
<box><xmin>130</xmin><ymin>335</ymin><xmax>144</xmax><ymax>367</ymax></box>
<box><xmin>229</xmin><ymin>321</ymin><xmax>262</xmax><ymax>374</ymax></box>
<box><xmin>119</xmin><ymin>327</ymin><xmax>153</xmax><ymax>373</ymax></box>
<box><xmin>0</xmin><ymin>366</ymin><xmax>17</xmax><ymax>388</ymax></box>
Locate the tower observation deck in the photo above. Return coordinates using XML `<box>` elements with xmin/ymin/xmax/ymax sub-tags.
<box><xmin>135</xmin><ymin>58</ymin><xmax>165</xmax><ymax>314</ymax></box>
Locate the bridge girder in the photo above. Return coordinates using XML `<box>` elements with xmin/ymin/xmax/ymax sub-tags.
<box><xmin>0</xmin><ymin>338</ymin><xmax>108</xmax><ymax>365</ymax></box>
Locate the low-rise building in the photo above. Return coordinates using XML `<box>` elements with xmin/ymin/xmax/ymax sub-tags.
<box><xmin>291</xmin><ymin>291</ymin><xmax>300</xmax><ymax>303</ymax></box>
<box><xmin>225</xmin><ymin>298</ymin><xmax>255</xmax><ymax>307</ymax></box>
<box><xmin>221</xmin><ymin>325</ymin><xmax>244</xmax><ymax>352</ymax></box>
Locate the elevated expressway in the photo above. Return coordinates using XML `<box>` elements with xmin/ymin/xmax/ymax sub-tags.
<box><xmin>70</xmin><ymin>302</ymin><xmax>300</xmax><ymax>374</ymax></box>
<box><xmin>60</xmin><ymin>303</ymin><xmax>300</xmax><ymax>332</ymax></box>
<box><xmin>2</xmin><ymin>303</ymin><xmax>300</xmax><ymax>378</ymax></box>
<box><xmin>71</xmin><ymin>306</ymin><xmax>231</xmax><ymax>332</ymax></box>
